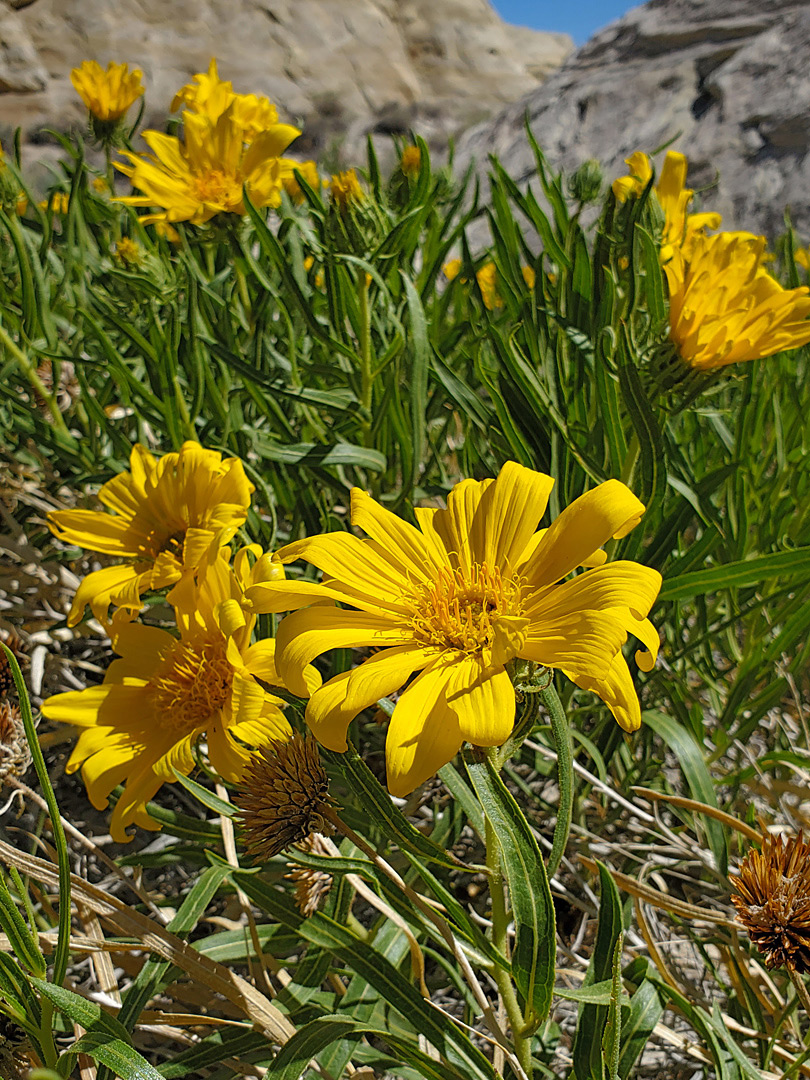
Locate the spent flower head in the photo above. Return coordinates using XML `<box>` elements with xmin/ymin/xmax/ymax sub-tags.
<box><xmin>732</xmin><ymin>831</ymin><xmax>810</xmax><ymax>973</ymax></box>
<box><xmin>236</xmin><ymin>733</ymin><xmax>336</xmax><ymax>861</ymax></box>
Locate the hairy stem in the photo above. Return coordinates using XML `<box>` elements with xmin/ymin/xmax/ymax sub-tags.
<box><xmin>540</xmin><ymin>680</ymin><xmax>573</xmax><ymax>880</ymax></box>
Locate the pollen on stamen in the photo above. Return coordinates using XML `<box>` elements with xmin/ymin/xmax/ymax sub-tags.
<box><xmin>406</xmin><ymin>562</ymin><xmax>525</xmax><ymax>656</ymax></box>
<box><xmin>148</xmin><ymin>637</ymin><xmax>233</xmax><ymax>732</ymax></box>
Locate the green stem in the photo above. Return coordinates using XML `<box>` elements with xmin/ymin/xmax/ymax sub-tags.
<box><xmin>1</xmin><ymin>646</ymin><xmax>71</xmax><ymax>988</ymax></box>
<box><xmin>0</xmin><ymin>322</ymin><xmax>72</xmax><ymax>441</ymax></box>
<box><xmin>540</xmin><ymin>681</ymin><xmax>573</xmax><ymax>880</ymax></box>
<box><xmin>788</xmin><ymin>963</ymin><xmax>810</xmax><ymax>1044</ymax></box>
<box><xmin>485</xmin><ymin>813</ymin><xmax>533</xmax><ymax>1077</ymax></box>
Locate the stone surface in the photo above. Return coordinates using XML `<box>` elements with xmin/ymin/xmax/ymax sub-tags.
<box><xmin>457</xmin><ymin>0</ymin><xmax>810</xmax><ymax>239</ymax></box>
<box><xmin>0</xmin><ymin>0</ymin><xmax>572</xmax><ymax>169</ymax></box>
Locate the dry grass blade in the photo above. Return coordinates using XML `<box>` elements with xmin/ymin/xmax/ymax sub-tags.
<box><xmin>0</xmin><ymin>838</ymin><xmax>295</xmax><ymax>1044</ymax></box>
<box><xmin>578</xmin><ymin>855</ymin><xmax>738</xmax><ymax>927</ymax></box>
<box><xmin>632</xmin><ymin>786</ymin><xmax>763</xmax><ymax>842</ymax></box>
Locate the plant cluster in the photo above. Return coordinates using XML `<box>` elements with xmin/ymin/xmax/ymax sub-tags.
<box><xmin>1</xmin><ymin>58</ymin><xmax>810</xmax><ymax>1080</ymax></box>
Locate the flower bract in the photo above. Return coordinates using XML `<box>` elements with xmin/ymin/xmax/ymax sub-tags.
<box><xmin>47</xmin><ymin>441</ymin><xmax>254</xmax><ymax>626</ymax></box>
<box><xmin>41</xmin><ymin>546</ymin><xmax>317</xmax><ymax>842</ymax></box>
<box><xmin>665</xmin><ymin>230</ymin><xmax>810</xmax><ymax>369</ymax></box>
<box><xmin>247</xmin><ymin>462</ymin><xmax>661</xmax><ymax>797</ymax></box>
<box><xmin>70</xmin><ymin>60</ymin><xmax>144</xmax><ymax>122</ymax></box>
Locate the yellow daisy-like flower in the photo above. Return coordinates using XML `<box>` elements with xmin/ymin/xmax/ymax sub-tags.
<box><xmin>665</xmin><ymin>230</ymin><xmax>810</xmax><ymax>370</ymax></box>
<box><xmin>41</xmin><ymin>548</ymin><xmax>316</xmax><ymax>843</ymax></box>
<box><xmin>613</xmin><ymin>151</ymin><xmax>721</xmax><ymax>259</ymax></box>
<box><xmin>171</xmin><ymin>58</ymin><xmax>279</xmax><ymax>143</ymax></box>
<box><xmin>113</xmin><ymin>237</ymin><xmax>141</xmax><ymax>265</ymax></box>
<box><xmin>115</xmin><ymin>106</ymin><xmax>300</xmax><ymax>226</ymax></box>
<box><xmin>70</xmin><ymin>60</ymin><xmax>144</xmax><ymax>123</ymax></box>
<box><xmin>443</xmin><ymin>257</ymin><xmax>463</xmax><ymax>281</ymax></box>
<box><xmin>795</xmin><ymin>247</ymin><xmax>810</xmax><ymax>272</ymax></box>
<box><xmin>246</xmin><ymin>463</ymin><xmax>661</xmax><ymax>797</ymax></box>
<box><xmin>521</xmin><ymin>265</ymin><xmax>536</xmax><ymax>290</ymax></box>
<box><xmin>48</xmin><ymin>441</ymin><xmax>254</xmax><ymax>627</ymax></box>
<box><xmin>330</xmin><ymin>169</ymin><xmax>365</xmax><ymax>210</ymax></box>
<box><xmin>38</xmin><ymin>192</ymin><xmax>70</xmax><ymax>215</ymax></box>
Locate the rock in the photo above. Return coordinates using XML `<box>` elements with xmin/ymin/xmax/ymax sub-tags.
<box><xmin>456</xmin><ymin>0</ymin><xmax>810</xmax><ymax>239</ymax></box>
<box><xmin>0</xmin><ymin>0</ymin><xmax>572</xmax><ymax>171</ymax></box>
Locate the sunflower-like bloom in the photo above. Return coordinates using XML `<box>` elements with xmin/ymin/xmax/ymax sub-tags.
<box><xmin>41</xmin><ymin>547</ymin><xmax>316</xmax><ymax>842</ymax></box>
<box><xmin>400</xmin><ymin>145</ymin><xmax>422</xmax><ymax>178</ymax></box>
<box><xmin>70</xmin><ymin>60</ymin><xmax>144</xmax><ymax>123</ymax></box>
<box><xmin>171</xmin><ymin>58</ymin><xmax>279</xmax><ymax>143</ymax></box>
<box><xmin>48</xmin><ymin>441</ymin><xmax>254</xmax><ymax>626</ymax></box>
<box><xmin>613</xmin><ymin>151</ymin><xmax>721</xmax><ymax>259</ymax></box>
<box><xmin>732</xmin><ymin>831</ymin><xmax>810</xmax><ymax>973</ymax></box>
<box><xmin>665</xmin><ymin>231</ymin><xmax>810</xmax><ymax>370</ymax></box>
<box><xmin>246</xmin><ymin>463</ymin><xmax>661</xmax><ymax>797</ymax></box>
<box><xmin>115</xmin><ymin>106</ymin><xmax>300</xmax><ymax>226</ymax></box>
<box><xmin>476</xmin><ymin>262</ymin><xmax>503</xmax><ymax>311</ymax></box>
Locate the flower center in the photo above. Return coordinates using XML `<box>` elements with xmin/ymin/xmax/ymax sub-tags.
<box><xmin>407</xmin><ymin>563</ymin><xmax>524</xmax><ymax>656</ymax></box>
<box><xmin>148</xmin><ymin>637</ymin><xmax>233</xmax><ymax>732</ymax></box>
<box><xmin>193</xmin><ymin>169</ymin><xmax>242</xmax><ymax>207</ymax></box>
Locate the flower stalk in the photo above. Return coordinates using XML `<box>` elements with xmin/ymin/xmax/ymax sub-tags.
<box><xmin>541</xmin><ymin>680</ymin><xmax>574</xmax><ymax>880</ymax></box>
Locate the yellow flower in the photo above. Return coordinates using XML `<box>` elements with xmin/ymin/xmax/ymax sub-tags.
<box><xmin>47</xmin><ymin>441</ymin><xmax>254</xmax><ymax>626</ymax></box>
<box><xmin>476</xmin><ymin>262</ymin><xmax>503</xmax><ymax>310</ymax></box>
<box><xmin>114</xmin><ymin>237</ymin><xmax>141</xmax><ymax>265</ymax></box>
<box><xmin>283</xmin><ymin>160</ymin><xmax>321</xmax><ymax>204</ymax></box>
<box><xmin>171</xmin><ymin>59</ymin><xmax>279</xmax><ymax>143</ymax></box>
<box><xmin>330</xmin><ymin>169</ymin><xmax>365</xmax><ymax>210</ymax></box>
<box><xmin>521</xmin><ymin>265</ymin><xmax>536</xmax><ymax>290</ymax></box>
<box><xmin>38</xmin><ymin>192</ymin><xmax>70</xmax><ymax>215</ymax></box>
<box><xmin>70</xmin><ymin>60</ymin><xmax>144</xmax><ymax>122</ymax></box>
<box><xmin>443</xmin><ymin>257</ymin><xmax>463</xmax><ymax>281</ymax></box>
<box><xmin>665</xmin><ymin>230</ymin><xmax>810</xmax><ymax>370</ymax></box>
<box><xmin>400</xmin><ymin>145</ymin><xmax>422</xmax><ymax>178</ymax></box>
<box><xmin>154</xmin><ymin>220</ymin><xmax>182</xmax><ymax>244</ymax></box>
<box><xmin>41</xmin><ymin>547</ymin><xmax>316</xmax><ymax>843</ymax></box>
<box><xmin>795</xmin><ymin>248</ymin><xmax>810</xmax><ymax>271</ymax></box>
<box><xmin>246</xmin><ymin>463</ymin><xmax>661</xmax><ymax>797</ymax></box>
<box><xmin>613</xmin><ymin>151</ymin><xmax>721</xmax><ymax>258</ymax></box>
<box><xmin>92</xmin><ymin>176</ymin><xmax>109</xmax><ymax>194</ymax></box>
<box><xmin>115</xmin><ymin>106</ymin><xmax>300</xmax><ymax>226</ymax></box>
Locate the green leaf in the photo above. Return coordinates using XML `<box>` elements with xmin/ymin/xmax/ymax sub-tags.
<box><xmin>0</xmin><ymin>869</ymin><xmax>46</xmax><ymax>977</ymax></box>
<box><xmin>658</xmin><ymin>547</ymin><xmax>810</xmax><ymax>602</ymax></box>
<box><xmin>69</xmin><ymin>1033</ymin><xmax>165</xmax><ymax>1080</ymax></box>
<box><xmin>642</xmin><ymin>709</ymin><xmax>728</xmax><ymax>876</ymax></box>
<box><xmin>464</xmin><ymin>754</ymin><xmax>556</xmax><ymax>1023</ymax></box>
<box><xmin>268</xmin><ymin>1016</ymin><xmax>474</xmax><ymax>1080</ymax></box>
<box><xmin>555</xmin><ymin>981</ymin><xmax>631</xmax><ymax>1006</ymax></box>
<box><xmin>32</xmin><ymin>979</ymin><xmax>132</xmax><ymax>1040</ymax></box>
<box><xmin>617</xmin><ymin>962</ymin><xmax>666</xmax><ymax>1080</ymax></box>
<box><xmin>571</xmin><ymin>861</ymin><xmax>624</xmax><ymax>1080</ymax></box>
<box><xmin>171</xmin><ymin>769</ymin><xmax>236</xmax><ymax>817</ymax></box>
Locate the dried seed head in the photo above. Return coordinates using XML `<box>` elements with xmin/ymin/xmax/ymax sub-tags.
<box><xmin>731</xmin><ymin>830</ymin><xmax>810</xmax><ymax>973</ymax></box>
<box><xmin>286</xmin><ymin>832</ymin><xmax>334</xmax><ymax>917</ymax></box>
<box><xmin>236</xmin><ymin>733</ymin><xmax>336</xmax><ymax>861</ymax></box>
<box><xmin>0</xmin><ymin>702</ymin><xmax>30</xmax><ymax>783</ymax></box>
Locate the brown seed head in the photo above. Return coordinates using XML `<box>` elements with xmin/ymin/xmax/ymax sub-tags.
<box><xmin>0</xmin><ymin>1014</ymin><xmax>33</xmax><ymax>1080</ymax></box>
<box><xmin>0</xmin><ymin>702</ymin><xmax>30</xmax><ymax>783</ymax></box>
<box><xmin>286</xmin><ymin>832</ymin><xmax>334</xmax><ymax>917</ymax></box>
<box><xmin>731</xmin><ymin>830</ymin><xmax>810</xmax><ymax>973</ymax></box>
<box><xmin>0</xmin><ymin>630</ymin><xmax>26</xmax><ymax>698</ymax></box>
<box><xmin>236</xmin><ymin>733</ymin><xmax>336</xmax><ymax>861</ymax></box>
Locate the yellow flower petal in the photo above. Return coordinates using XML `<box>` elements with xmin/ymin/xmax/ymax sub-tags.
<box><xmin>521</xmin><ymin>610</ymin><xmax>627</xmax><ymax>681</ymax></box>
<box><xmin>522</xmin><ymin>480</ymin><xmax>645</xmax><ymax>587</ymax></box>
<box><xmin>350</xmin><ymin>487</ymin><xmax>441</xmax><ymax>581</ymax></box>
<box><xmin>275</xmin><ymin>607</ymin><xmax>406</xmax><ymax>697</ymax></box>
<box><xmin>525</xmin><ymin>561</ymin><xmax>662</xmax><ymax>623</ymax></box>
<box><xmin>564</xmin><ymin>652</ymin><xmax>643</xmax><ymax>732</ymax></box>
<box><xmin>444</xmin><ymin>659</ymin><xmax>515</xmax><ymax>747</ymax></box>
<box><xmin>385</xmin><ymin>661</ymin><xmax>465</xmax><ymax>797</ymax></box>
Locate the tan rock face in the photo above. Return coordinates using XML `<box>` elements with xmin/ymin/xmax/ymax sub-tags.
<box><xmin>457</xmin><ymin>0</ymin><xmax>810</xmax><ymax>239</ymax></box>
<box><xmin>0</xmin><ymin>0</ymin><xmax>572</xmax><ymax>167</ymax></box>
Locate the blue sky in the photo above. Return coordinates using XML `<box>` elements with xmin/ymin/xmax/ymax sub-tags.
<box><xmin>492</xmin><ymin>1</ymin><xmax>638</xmax><ymax>44</ymax></box>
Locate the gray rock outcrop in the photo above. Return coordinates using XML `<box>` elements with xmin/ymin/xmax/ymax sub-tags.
<box><xmin>457</xmin><ymin>0</ymin><xmax>810</xmax><ymax>240</ymax></box>
<box><xmin>0</xmin><ymin>0</ymin><xmax>572</xmax><ymax>169</ymax></box>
